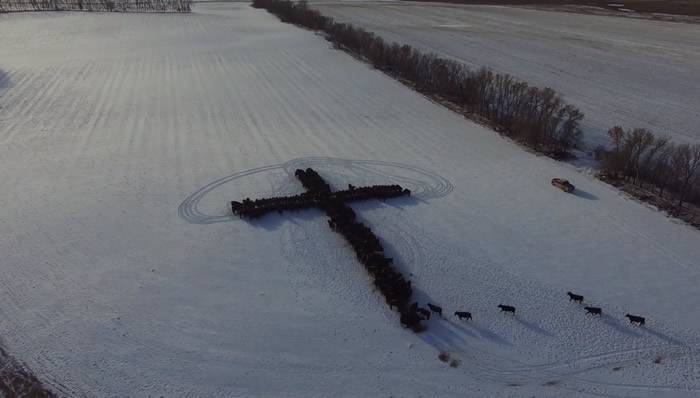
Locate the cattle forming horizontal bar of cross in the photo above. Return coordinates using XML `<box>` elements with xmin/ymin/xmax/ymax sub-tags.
<box><xmin>231</xmin><ymin>168</ymin><xmax>410</xmax><ymax>219</ymax></box>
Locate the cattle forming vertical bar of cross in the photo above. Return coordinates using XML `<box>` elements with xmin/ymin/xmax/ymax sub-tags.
<box><xmin>231</xmin><ymin>168</ymin><xmax>424</xmax><ymax>331</ymax></box>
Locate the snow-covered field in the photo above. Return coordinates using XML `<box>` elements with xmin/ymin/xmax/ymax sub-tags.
<box><xmin>2</xmin><ymin>2</ymin><xmax>700</xmax><ymax>396</ymax></box>
<box><xmin>311</xmin><ymin>0</ymin><xmax>700</xmax><ymax>147</ymax></box>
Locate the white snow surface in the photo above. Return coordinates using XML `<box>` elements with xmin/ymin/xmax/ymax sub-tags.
<box><xmin>311</xmin><ymin>0</ymin><xmax>700</xmax><ymax>146</ymax></box>
<box><xmin>1</xmin><ymin>2</ymin><xmax>700</xmax><ymax>397</ymax></box>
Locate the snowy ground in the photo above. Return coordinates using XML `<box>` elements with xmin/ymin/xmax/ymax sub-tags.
<box><xmin>311</xmin><ymin>0</ymin><xmax>700</xmax><ymax>147</ymax></box>
<box><xmin>1</xmin><ymin>2</ymin><xmax>700</xmax><ymax>397</ymax></box>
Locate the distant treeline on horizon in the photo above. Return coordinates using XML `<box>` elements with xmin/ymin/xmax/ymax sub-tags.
<box><xmin>0</xmin><ymin>0</ymin><xmax>191</xmax><ymax>12</ymax></box>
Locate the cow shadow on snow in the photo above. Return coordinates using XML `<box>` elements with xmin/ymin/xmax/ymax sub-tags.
<box><xmin>516</xmin><ymin>317</ymin><xmax>553</xmax><ymax>337</ymax></box>
<box><xmin>640</xmin><ymin>325</ymin><xmax>685</xmax><ymax>346</ymax></box>
<box><xmin>406</xmin><ymin>288</ymin><xmax>513</xmax><ymax>353</ymax></box>
<box><xmin>600</xmin><ymin>314</ymin><xmax>642</xmax><ymax>337</ymax></box>
<box><xmin>599</xmin><ymin>314</ymin><xmax>685</xmax><ymax>345</ymax></box>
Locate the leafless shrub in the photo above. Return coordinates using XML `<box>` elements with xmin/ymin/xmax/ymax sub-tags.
<box><xmin>600</xmin><ymin>126</ymin><xmax>700</xmax><ymax>212</ymax></box>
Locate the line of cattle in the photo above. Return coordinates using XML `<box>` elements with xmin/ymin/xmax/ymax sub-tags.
<box><xmin>294</xmin><ymin>168</ymin><xmax>425</xmax><ymax>331</ymax></box>
<box><xmin>231</xmin><ymin>183</ymin><xmax>410</xmax><ymax>219</ymax></box>
<box><xmin>231</xmin><ymin>168</ymin><xmax>424</xmax><ymax>331</ymax></box>
<box><xmin>230</xmin><ymin>168</ymin><xmax>647</xmax><ymax>332</ymax></box>
<box><xmin>412</xmin><ymin>292</ymin><xmax>646</xmax><ymax>326</ymax></box>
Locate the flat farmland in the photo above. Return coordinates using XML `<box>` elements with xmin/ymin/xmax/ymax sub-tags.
<box><xmin>312</xmin><ymin>0</ymin><xmax>700</xmax><ymax>146</ymax></box>
<box><xmin>2</xmin><ymin>2</ymin><xmax>700</xmax><ymax>396</ymax></box>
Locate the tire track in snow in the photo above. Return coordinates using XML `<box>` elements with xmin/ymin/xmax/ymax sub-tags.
<box><xmin>178</xmin><ymin>157</ymin><xmax>452</xmax><ymax>225</ymax></box>
<box><xmin>178</xmin><ymin>157</ymin><xmax>450</xmax><ymax>321</ymax></box>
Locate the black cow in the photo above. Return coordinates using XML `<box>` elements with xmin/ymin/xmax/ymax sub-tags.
<box><xmin>454</xmin><ymin>311</ymin><xmax>472</xmax><ymax>321</ymax></box>
<box><xmin>567</xmin><ymin>291</ymin><xmax>584</xmax><ymax>303</ymax></box>
<box><xmin>427</xmin><ymin>303</ymin><xmax>443</xmax><ymax>317</ymax></box>
<box><xmin>625</xmin><ymin>314</ymin><xmax>645</xmax><ymax>326</ymax></box>
<box><xmin>417</xmin><ymin>308</ymin><xmax>431</xmax><ymax>320</ymax></box>
<box><xmin>498</xmin><ymin>304</ymin><xmax>515</xmax><ymax>314</ymax></box>
<box><xmin>584</xmin><ymin>306</ymin><xmax>602</xmax><ymax>316</ymax></box>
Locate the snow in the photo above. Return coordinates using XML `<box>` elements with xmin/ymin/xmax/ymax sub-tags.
<box><xmin>311</xmin><ymin>0</ymin><xmax>700</xmax><ymax>147</ymax></box>
<box><xmin>1</xmin><ymin>2</ymin><xmax>700</xmax><ymax>396</ymax></box>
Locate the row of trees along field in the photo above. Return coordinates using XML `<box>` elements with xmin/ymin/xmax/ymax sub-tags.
<box><xmin>252</xmin><ymin>0</ymin><xmax>584</xmax><ymax>158</ymax></box>
<box><xmin>0</xmin><ymin>0</ymin><xmax>191</xmax><ymax>12</ymax></box>
<box><xmin>254</xmin><ymin>0</ymin><xmax>700</xmax><ymax>217</ymax></box>
<box><xmin>599</xmin><ymin>128</ymin><xmax>700</xmax><ymax>210</ymax></box>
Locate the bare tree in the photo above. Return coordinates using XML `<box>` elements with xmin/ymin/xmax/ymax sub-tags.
<box><xmin>623</xmin><ymin>128</ymin><xmax>654</xmax><ymax>185</ymax></box>
<box><xmin>638</xmin><ymin>136</ymin><xmax>668</xmax><ymax>188</ymax></box>
<box><xmin>253</xmin><ymin>0</ymin><xmax>585</xmax><ymax>157</ymax></box>
<box><xmin>671</xmin><ymin>143</ymin><xmax>700</xmax><ymax>209</ymax></box>
<box><xmin>602</xmin><ymin>126</ymin><xmax>625</xmax><ymax>177</ymax></box>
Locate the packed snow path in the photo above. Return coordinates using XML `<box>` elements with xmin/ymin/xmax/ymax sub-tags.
<box><xmin>1</xmin><ymin>2</ymin><xmax>700</xmax><ymax>397</ymax></box>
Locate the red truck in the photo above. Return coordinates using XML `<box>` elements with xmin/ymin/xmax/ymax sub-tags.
<box><xmin>551</xmin><ymin>178</ymin><xmax>575</xmax><ymax>193</ymax></box>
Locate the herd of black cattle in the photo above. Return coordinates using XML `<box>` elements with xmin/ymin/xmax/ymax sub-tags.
<box><xmin>231</xmin><ymin>168</ymin><xmax>647</xmax><ymax>332</ymax></box>
<box><xmin>232</xmin><ymin>168</ymin><xmax>424</xmax><ymax>330</ymax></box>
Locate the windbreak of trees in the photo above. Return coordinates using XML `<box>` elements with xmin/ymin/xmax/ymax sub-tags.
<box><xmin>0</xmin><ymin>347</ymin><xmax>55</xmax><ymax>398</ymax></box>
<box><xmin>252</xmin><ymin>0</ymin><xmax>584</xmax><ymax>158</ymax></box>
<box><xmin>0</xmin><ymin>0</ymin><xmax>191</xmax><ymax>12</ymax></box>
<box><xmin>599</xmin><ymin>127</ymin><xmax>700</xmax><ymax>210</ymax></box>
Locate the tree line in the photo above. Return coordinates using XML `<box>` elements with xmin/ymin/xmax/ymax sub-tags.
<box><xmin>0</xmin><ymin>0</ymin><xmax>191</xmax><ymax>12</ymax></box>
<box><xmin>598</xmin><ymin>127</ymin><xmax>700</xmax><ymax>210</ymax></box>
<box><xmin>252</xmin><ymin>0</ymin><xmax>584</xmax><ymax>158</ymax></box>
<box><xmin>254</xmin><ymin>0</ymin><xmax>700</xmax><ymax>218</ymax></box>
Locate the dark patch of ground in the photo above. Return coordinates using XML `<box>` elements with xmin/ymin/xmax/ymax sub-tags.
<box><xmin>0</xmin><ymin>347</ymin><xmax>55</xmax><ymax>398</ymax></box>
<box><xmin>402</xmin><ymin>0</ymin><xmax>700</xmax><ymax>18</ymax></box>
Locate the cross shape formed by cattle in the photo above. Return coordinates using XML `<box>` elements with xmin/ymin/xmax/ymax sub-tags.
<box><xmin>231</xmin><ymin>168</ymin><xmax>424</xmax><ymax>331</ymax></box>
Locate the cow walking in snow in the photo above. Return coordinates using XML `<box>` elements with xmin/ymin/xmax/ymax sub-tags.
<box><xmin>454</xmin><ymin>311</ymin><xmax>472</xmax><ymax>321</ymax></box>
<box><xmin>417</xmin><ymin>308</ymin><xmax>431</xmax><ymax>321</ymax></box>
<box><xmin>625</xmin><ymin>314</ymin><xmax>645</xmax><ymax>326</ymax></box>
<box><xmin>567</xmin><ymin>291</ymin><xmax>584</xmax><ymax>303</ymax></box>
<box><xmin>498</xmin><ymin>304</ymin><xmax>516</xmax><ymax>315</ymax></box>
<box><xmin>427</xmin><ymin>303</ymin><xmax>443</xmax><ymax>317</ymax></box>
<box><xmin>584</xmin><ymin>306</ymin><xmax>602</xmax><ymax>316</ymax></box>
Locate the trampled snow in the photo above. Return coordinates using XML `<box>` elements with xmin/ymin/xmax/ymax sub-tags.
<box><xmin>1</xmin><ymin>2</ymin><xmax>700</xmax><ymax>396</ymax></box>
